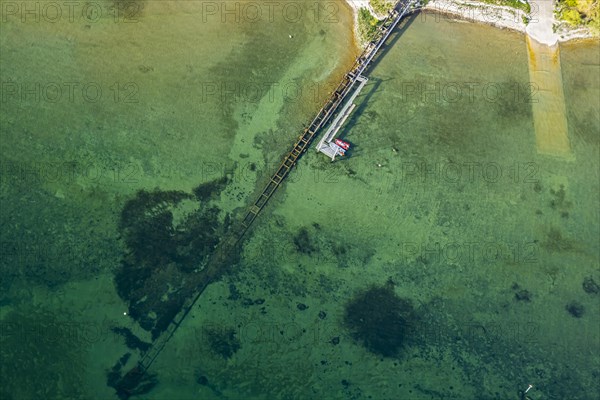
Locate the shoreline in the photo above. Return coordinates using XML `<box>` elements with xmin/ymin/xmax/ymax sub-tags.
<box><xmin>343</xmin><ymin>0</ymin><xmax>598</xmax><ymax>46</ymax></box>
<box><xmin>344</xmin><ymin>0</ymin><xmax>373</xmax><ymax>48</ymax></box>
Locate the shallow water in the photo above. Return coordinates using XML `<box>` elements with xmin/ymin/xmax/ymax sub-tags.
<box><xmin>1</xmin><ymin>3</ymin><xmax>598</xmax><ymax>400</ymax></box>
<box><xmin>230</xmin><ymin>15</ymin><xmax>599</xmax><ymax>400</ymax></box>
<box><xmin>527</xmin><ymin>37</ymin><xmax>572</xmax><ymax>158</ymax></box>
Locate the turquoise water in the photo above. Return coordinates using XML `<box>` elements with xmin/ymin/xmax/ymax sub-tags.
<box><xmin>1</xmin><ymin>2</ymin><xmax>598</xmax><ymax>399</ymax></box>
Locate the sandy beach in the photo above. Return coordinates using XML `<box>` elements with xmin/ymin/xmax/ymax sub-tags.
<box><xmin>346</xmin><ymin>0</ymin><xmax>379</xmax><ymax>15</ymax></box>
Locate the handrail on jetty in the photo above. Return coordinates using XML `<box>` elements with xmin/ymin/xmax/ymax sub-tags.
<box><xmin>114</xmin><ymin>1</ymin><xmax>419</xmax><ymax>397</ymax></box>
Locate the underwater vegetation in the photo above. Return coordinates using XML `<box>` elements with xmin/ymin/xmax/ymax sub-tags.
<box><xmin>114</xmin><ymin>178</ymin><xmax>231</xmax><ymax>339</ymax></box>
<box><xmin>204</xmin><ymin>326</ymin><xmax>241</xmax><ymax>359</ymax></box>
<box><xmin>193</xmin><ymin>176</ymin><xmax>229</xmax><ymax>202</ymax></box>
<box><xmin>293</xmin><ymin>227</ymin><xmax>316</xmax><ymax>254</ymax></box>
<box><xmin>565</xmin><ymin>300</ymin><xmax>585</xmax><ymax>318</ymax></box>
<box><xmin>107</xmin><ymin>354</ymin><xmax>158</xmax><ymax>400</ymax></box>
<box><xmin>343</xmin><ymin>282</ymin><xmax>415</xmax><ymax>357</ymax></box>
<box><xmin>111</xmin><ymin>327</ymin><xmax>151</xmax><ymax>352</ymax></box>
<box><xmin>0</xmin><ymin>307</ymin><xmax>87</xmax><ymax>399</ymax></box>
<box><xmin>582</xmin><ymin>276</ymin><xmax>600</xmax><ymax>294</ymax></box>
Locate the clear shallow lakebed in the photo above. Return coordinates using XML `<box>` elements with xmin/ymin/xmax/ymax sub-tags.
<box><xmin>0</xmin><ymin>2</ymin><xmax>598</xmax><ymax>399</ymax></box>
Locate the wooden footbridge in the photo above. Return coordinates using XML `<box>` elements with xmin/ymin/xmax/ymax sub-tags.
<box><xmin>114</xmin><ymin>0</ymin><xmax>419</xmax><ymax>396</ymax></box>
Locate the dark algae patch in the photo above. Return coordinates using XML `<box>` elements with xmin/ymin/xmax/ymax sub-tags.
<box><xmin>293</xmin><ymin>227</ymin><xmax>316</xmax><ymax>254</ymax></box>
<box><xmin>582</xmin><ymin>276</ymin><xmax>600</xmax><ymax>294</ymax></box>
<box><xmin>2</xmin><ymin>4</ymin><xmax>597</xmax><ymax>399</ymax></box>
<box><xmin>108</xmin><ymin>362</ymin><xmax>158</xmax><ymax>400</ymax></box>
<box><xmin>111</xmin><ymin>327</ymin><xmax>152</xmax><ymax>352</ymax></box>
<box><xmin>114</xmin><ymin>178</ymin><xmax>231</xmax><ymax>340</ymax></box>
<box><xmin>565</xmin><ymin>301</ymin><xmax>585</xmax><ymax>318</ymax></box>
<box><xmin>193</xmin><ymin>176</ymin><xmax>229</xmax><ymax>202</ymax></box>
<box><xmin>512</xmin><ymin>283</ymin><xmax>532</xmax><ymax>302</ymax></box>
<box><xmin>343</xmin><ymin>282</ymin><xmax>415</xmax><ymax>357</ymax></box>
<box><xmin>205</xmin><ymin>326</ymin><xmax>241</xmax><ymax>359</ymax></box>
<box><xmin>118</xmin><ymin>189</ymin><xmax>193</xmax><ymax>268</ymax></box>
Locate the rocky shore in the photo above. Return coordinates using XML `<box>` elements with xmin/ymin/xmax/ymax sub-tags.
<box><xmin>344</xmin><ymin>0</ymin><xmax>597</xmax><ymax>45</ymax></box>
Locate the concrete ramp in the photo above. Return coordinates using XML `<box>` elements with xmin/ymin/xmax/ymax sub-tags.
<box><xmin>526</xmin><ymin>35</ymin><xmax>574</xmax><ymax>160</ymax></box>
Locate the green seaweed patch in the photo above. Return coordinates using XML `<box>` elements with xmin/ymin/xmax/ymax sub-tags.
<box><xmin>549</xmin><ymin>184</ymin><xmax>572</xmax><ymax>211</ymax></box>
<box><xmin>293</xmin><ymin>227</ymin><xmax>316</xmax><ymax>254</ymax></box>
<box><xmin>343</xmin><ymin>283</ymin><xmax>415</xmax><ymax>357</ymax></box>
<box><xmin>204</xmin><ymin>326</ymin><xmax>241</xmax><ymax>359</ymax></box>
<box><xmin>543</xmin><ymin>227</ymin><xmax>573</xmax><ymax>252</ymax></box>
<box><xmin>582</xmin><ymin>276</ymin><xmax>600</xmax><ymax>294</ymax></box>
<box><xmin>115</xmin><ymin>183</ymin><xmax>230</xmax><ymax>339</ymax></box>
<box><xmin>107</xmin><ymin>357</ymin><xmax>158</xmax><ymax>400</ymax></box>
<box><xmin>111</xmin><ymin>327</ymin><xmax>151</xmax><ymax>352</ymax></box>
<box><xmin>193</xmin><ymin>177</ymin><xmax>229</xmax><ymax>202</ymax></box>
<box><xmin>119</xmin><ymin>189</ymin><xmax>192</xmax><ymax>236</ymax></box>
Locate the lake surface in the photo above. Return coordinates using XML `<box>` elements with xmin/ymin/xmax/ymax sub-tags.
<box><xmin>1</xmin><ymin>2</ymin><xmax>598</xmax><ymax>399</ymax></box>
